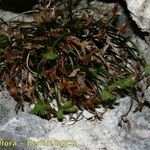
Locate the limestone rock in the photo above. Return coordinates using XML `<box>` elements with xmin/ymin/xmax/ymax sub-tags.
<box><xmin>0</xmin><ymin>9</ymin><xmax>34</xmax><ymax>22</ymax></box>
<box><xmin>125</xmin><ymin>0</ymin><xmax>150</xmax><ymax>33</ymax></box>
<box><xmin>0</xmin><ymin>90</ymin><xmax>150</xmax><ymax>150</ymax></box>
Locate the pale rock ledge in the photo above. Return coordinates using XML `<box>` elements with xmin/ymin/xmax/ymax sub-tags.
<box><xmin>125</xmin><ymin>0</ymin><xmax>150</xmax><ymax>33</ymax></box>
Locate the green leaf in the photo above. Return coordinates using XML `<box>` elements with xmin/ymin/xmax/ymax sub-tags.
<box><xmin>0</xmin><ymin>36</ymin><xmax>9</xmax><ymax>49</ymax></box>
<box><xmin>56</xmin><ymin>105</ymin><xmax>77</xmax><ymax>121</ymax></box>
<box><xmin>57</xmin><ymin>109</ymin><xmax>64</xmax><ymax>121</ymax></box>
<box><xmin>127</xmin><ymin>37</ymin><xmax>141</xmax><ymax>54</ymax></box>
<box><xmin>101</xmin><ymin>90</ymin><xmax>117</xmax><ymax>101</ymax></box>
<box><xmin>42</xmin><ymin>51</ymin><xmax>58</xmax><ymax>60</ymax></box>
<box><xmin>60</xmin><ymin>100</ymin><xmax>73</xmax><ymax>109</ymax></box>
<box><xmin>96</xmin><ymin>67</ymin><xmax>110</xmax><ymax>77</ymax></box>
<box><xmin>107</xmin><ymin>76</ymin><xmax>136</xmax><ymax>91</ymax></box>
<box><xmin>107</xmin><ymin>83</ymin><xmax>118</xmax><ymax>91</ymax></box>
<box><xmin>118</xmin><ymin>76</ymin><xmax>135</xmax><ymax>89</ymax></box>
<box><xmin>32</xmin><ymin>100</ymin><xmax>50</xmax><ymax>116</ymax></box>
<box><xmin>144</xmin><ymin>65</ymin><xmax>150</xmax><ymax>75</ymax></box>
<box><xmin>86</xmin><ymin>69</ymin><xmax>106</xmax><ymax>85</ymax></box>
<box><xmin>63</xmin><ymin>105</ymin><xmax>78</xmax><ymax>113</ymax></box>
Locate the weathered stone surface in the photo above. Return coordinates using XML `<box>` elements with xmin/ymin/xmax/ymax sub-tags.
<box><xmin>117</xmin><ymin>1</ymin><xmax>150</xmax><ymax>64</ymax></box>
<box><xmin>0</xmin><ymin>9</ymin><xmax>34</xmax><ymax>22</ymax></box>
<box><xmin>0</xmin><ymin>89</ymin><xmax>150</xmax><ymax>150</ymax></box>
<box><xmin>0</xmin><ymin>0</ymin><xmax>115</xmax><ymax>22</ymax></box>
<box><xmin>125</xmin><ymin>0</ymin><xmax>150</xmax><ymax>33</ymax></box>
<box><xmin>0</xmin><ymin>91</ymin><xmax>17</xmax><ymax>126</ymax></box>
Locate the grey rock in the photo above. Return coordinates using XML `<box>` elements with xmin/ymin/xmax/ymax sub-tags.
<box><xmin>117</xmin><ymin>2</ymin><xmax>150</xmax><ymax>64</ymax></box>
<box><xmin>0</xmin><ymin>9</ymin><xmax>34</xmax><ymax>22</ymax></box>
<box><xmin>0</xmin><ymin>92</ymin><xmax>150</xmax><ymax>150</ymax></box>
<box><xmin>125</xmin><ymin>0</ymin><xmax>150</xmax><ymax>33</ymax></box>
<box><xmin>0</xmin><ymin>91</ymin><xmax>17</xmax><ymax>125</ymax></box>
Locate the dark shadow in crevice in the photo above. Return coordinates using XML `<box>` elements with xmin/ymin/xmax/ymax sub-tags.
<box><xmin>0</xmin><ymin>0</ymin><xmax>38</xmax><ymax>13</ymax></box>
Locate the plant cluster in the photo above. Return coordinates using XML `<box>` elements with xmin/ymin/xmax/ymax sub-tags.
<box><xmin>0</xmin><ymin>0</ymin><xmax>148</xmax><ymax>122</ymax></box>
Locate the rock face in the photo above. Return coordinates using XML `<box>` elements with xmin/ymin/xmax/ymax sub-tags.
<box><xmin>0</xmin><ymin>9</ymin><xmax>34</xmax><ymax>22</ymax></box>
<box><xmin>0</xmin><ymin>89</ymin><xmax>150</xmax><ymax>150</ymax></box>
<box><xmin>125</xmin><ymin>0</ymin><xmax>150</xmax><ymax>33</ymax></box>
<box><xmin>0</xmin><ymin>1</ymin><xmax>150</xmax><ymax>150</ymax></box>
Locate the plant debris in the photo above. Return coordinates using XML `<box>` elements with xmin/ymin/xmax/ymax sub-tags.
<box><xmin>0</xmin><ymin>0</ymin><xmax>149</xmax><ymax>122</ymax></box>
